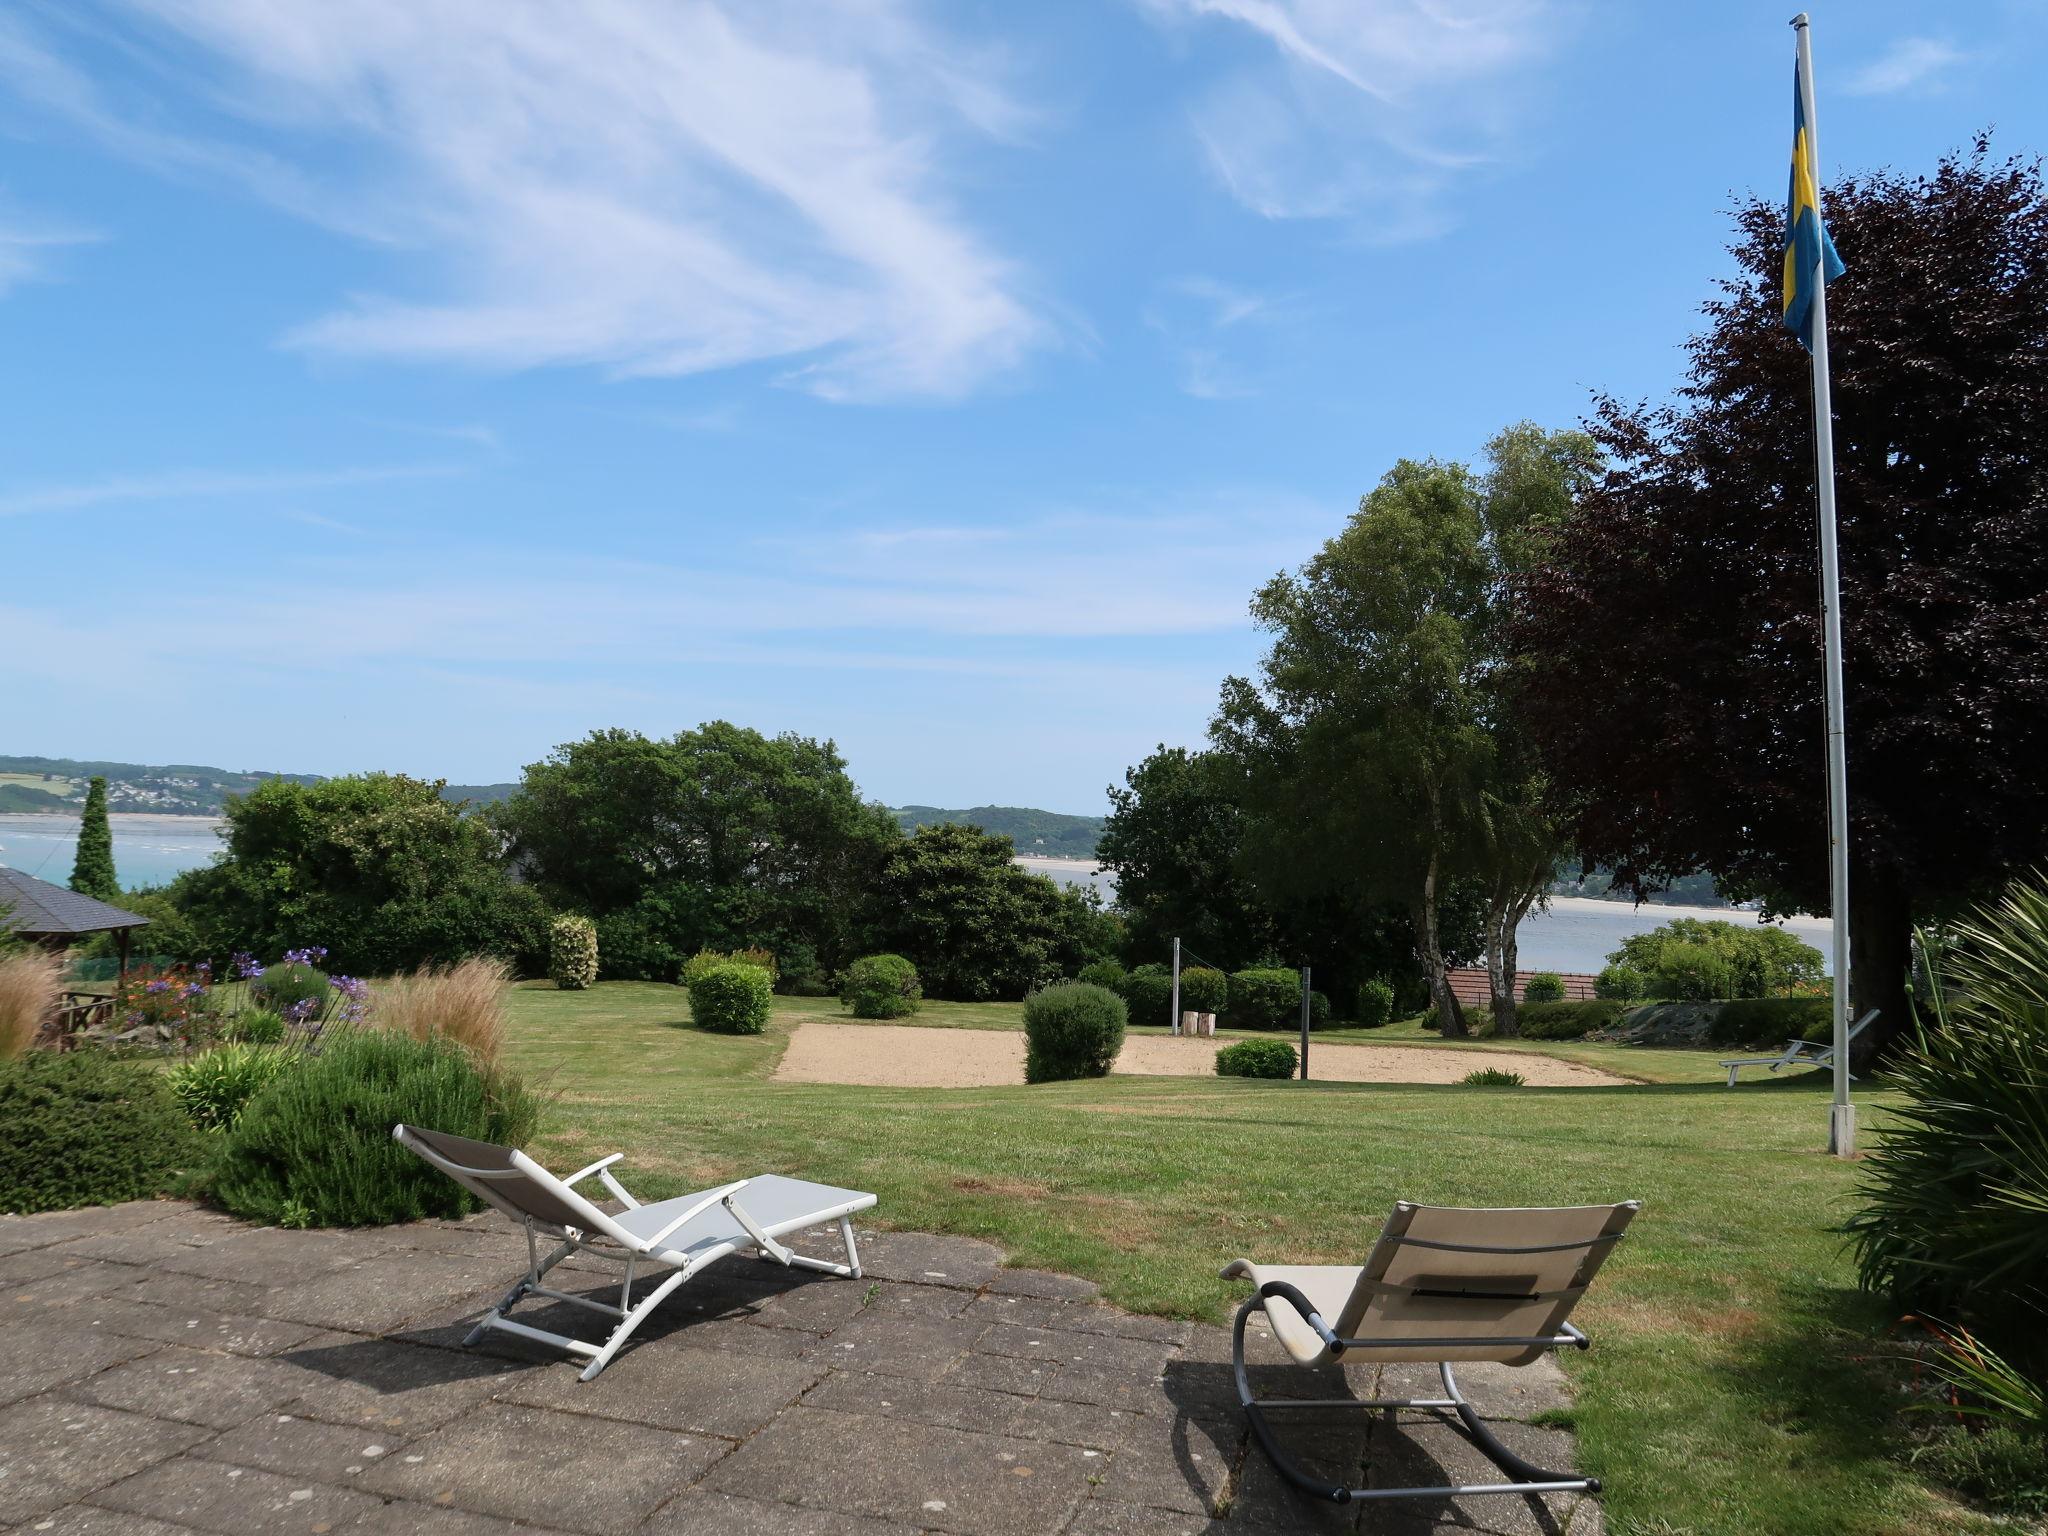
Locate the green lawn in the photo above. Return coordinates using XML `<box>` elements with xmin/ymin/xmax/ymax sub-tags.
<box><xmin>501</xmin><ymin>981</ymin><xmax>1980</xmax><ymax>1536</ymax></box>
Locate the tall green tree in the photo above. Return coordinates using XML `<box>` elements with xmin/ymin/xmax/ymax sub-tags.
<box><xmin>870</xmin><ymin>823</ymin><xmax>1073</xmax><ymax>1001</ymax></box>
<box><xmin>1509</xmin><ymin>144</ymin><xmax>2048</xmax><ymax>1058</ymax></box>
<box><xmin>69</xmin><ymin>776</ymin><xmax>119</xmax><ymax>902</ymax></box>
<box><xmin>495</xmin><ymin>724</ymin><xmax>899</xmax><ymax>980</ymax></box>
<box><xmin>1216</xmin><ymin>459</ymin><xmax>1494</xmax><ymax>1034</ymax></box>
<box><xmin>166</xmin><ymin>774</ymin><xmax>548</xmax><ymax>974</ymax></box>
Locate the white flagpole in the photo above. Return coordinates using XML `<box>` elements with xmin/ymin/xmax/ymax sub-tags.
<box><xmin>1793</xmin><ymin>13</ymin><xmax>1855</xmax><ymax>1157</ymax></box>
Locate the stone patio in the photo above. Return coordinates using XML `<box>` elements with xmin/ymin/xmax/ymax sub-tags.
<box><xmin>0</xmin><ymin>1202</ymin><xmax>1601</xmax><ymax>1535</ymax></box>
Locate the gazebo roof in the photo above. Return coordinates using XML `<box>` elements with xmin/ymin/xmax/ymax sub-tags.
<box><xmin>0</xmin><ymin>866</ymin><xmax>151</xmax><ymax>937</ymax></box>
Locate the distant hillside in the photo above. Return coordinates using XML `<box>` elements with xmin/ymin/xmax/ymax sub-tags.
<box><xmin>891</xmin><ymin>804</ymin><xmax>1103</xmax><ymax>859</ymax></box>
<box><xmin>0</xmin><ymin>756</ymin><xmax>513</xmax><ymax>818</ymax></box>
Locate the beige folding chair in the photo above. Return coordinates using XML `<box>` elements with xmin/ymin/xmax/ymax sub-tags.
<box><xmin>1223</xmin><ymin>1199</ymin><xmax>1640</xmax><ymax>1504</ymax></box>
<box><xmin>394</xmin><ymin>1125</ymin><xmax>876</xmax><ymax>1380</ymax></box>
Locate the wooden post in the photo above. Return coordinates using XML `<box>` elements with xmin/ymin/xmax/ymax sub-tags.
<box><xmin>117</xmin><ymin>927</ymin><xmax>131</xmax><ymax>982</ymax></box>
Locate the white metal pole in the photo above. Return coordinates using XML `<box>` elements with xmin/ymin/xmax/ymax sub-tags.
<box><xmin>1171</xmin><ymin>937</ymin><xmax>1182</xmax><ymax>1035</ymax></box>
<box><xmin>1794</xmin><ymin>14</ymin><xmax>1855</xmax><ymax>1158</ymax></box>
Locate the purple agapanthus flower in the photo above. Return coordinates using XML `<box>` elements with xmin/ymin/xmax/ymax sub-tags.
<box><xmin>181</xmin><ymin>982</ymin><xmax>206</xmax><ymax>999</ymax></box>
<box><xmin>283</xmin><ymin>997</ymin><xmax>319</xmax><ymax>1023</ymax></box>
<box><xmin>281</xmin><ymin>946</ymin><xmax>329</xmax><ymax>967</ymax></box>
<box><xmin>144</xmin><ymin>979</ymin><xmax>170</xmax><ymax>994</ymax></box>
<box><xmin>231</xmin><ymin>951</ymin><xmax>265</xmax><ymax>980</ymax></box>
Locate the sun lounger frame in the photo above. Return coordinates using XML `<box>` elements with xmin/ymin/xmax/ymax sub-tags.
<box><xmin>393</xmin><ymin>1125</ymin><xmax>874</xmax><ymax>1381</ymax></box>
<box><xmin>1719</xmin><ymin>1007</ymin><xmax>1875</xmax><ymax>1087</ymax></box>
<box><xmin>1225</xmin><ymin>1200</ymin><xmax>1639</xmax><ymax>1505</ymax></box>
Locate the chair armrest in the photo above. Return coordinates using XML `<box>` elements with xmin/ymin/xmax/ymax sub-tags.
<box><xmin>642</xmin><ymin>1180</ymin><xmax>751</xmax><ymax>1251</ymax></box>
<box><xmin>562</xmin><ymin>1153</ymin><xmax>624</xmax><ymax>1188</ymax></box>
<box><xmin>1255</xmin><ymin>1281</ymin><xmax>1346</xmax><ymax>1358</ymax></box>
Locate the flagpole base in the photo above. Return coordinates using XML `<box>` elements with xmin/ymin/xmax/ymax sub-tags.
<box><xmin>1829</xmin><ymin>1103</ymin><xmax>1857</xmax><ymax>1158</ymax></box>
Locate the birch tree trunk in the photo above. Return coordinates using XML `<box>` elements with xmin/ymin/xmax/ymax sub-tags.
<box><xmin>1414</xmin><ymin>848</ymin><xmax>1467</xmax><ymax>1037</ymax></box>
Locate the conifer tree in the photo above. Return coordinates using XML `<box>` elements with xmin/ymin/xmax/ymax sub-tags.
<box><xmin>69</xmin><ymin>776</ymin><xmax>120</xmax><ymax>902</ymax></box>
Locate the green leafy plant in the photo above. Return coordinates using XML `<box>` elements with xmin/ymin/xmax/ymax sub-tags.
<box><xmin>253</xmin><ymin>960</ymin><xmax>328</xmax><ymax>1020</ymax></box>
<box><xmin>840</xmin><ymin>954</ymin><xmax>922</xmax><ymax>1019</ymax></box>
<box><xmin>1076</xmin><ymin>959</ymin><xmax>1126</xmax><ymax>993</ymax></box>
<box><xmin>1354</xmin><ymin>977</ymin><xmax>1395</xmax><ymax>1029</ymax></box>
<box><xmin>1847</xmin><ymin>882</ymin><xmax>2048</xmax><ymax>1375</ymax></box>
<box><xmin>1228</xmin><ymin>967</ymin><xmax>1303</xmax><ymax>1030</ymax></box>
<box><xmin>1908</xmin><ymin>1423</ymin><xmax>2048</xmax><ymax>1517</ymax></box>
<box><xmin>1523</xmin><ymin>971</ymin><xmax>1567</xmax><ymax>1003</ymax></box>
<box><xmin>211</xmin><ymin>1027</ymin><xmax>541</xmax><ymax>1227</ymax></box>
<box><xmin>1216</xmin><ymin>1038</ymin><xmax>1297</xmax><ymax>1079</ymax></box>
<box><xmin>1462</xmin><ymin>1067</ymin><xmax>1526</xmax><ymax>1087</ymax></box>
<box><xmin>168</xmin><ymin>1044</ymin><xmax>295</xmax><ymax>1133</ymax></box>
<box><xmin>1119</xmin><ymin>964</ymin><xmax>1173</xmax><ymax>1028</ymax></box>
<box><xmin>0</xmin><ymin>1049</ymin><xmax>206</xmax><ymax>1213</ymax></box>
<box><xmin>1516</xmin><ymin>1000</ymin><xmax>1626</xmax><ymax>1040</ymax></box>
<box><xmin>1177</xmin><ymin>965</ymin><xmax>1228</xmax><ymax>1015</ymax></box>
<box><xmin>223</xmin><ymin>1008</ymin><xmax>287</xmax><ymax>1045</ymax></box>
<box><xmin>688</xmin><ymin>961</ymin><xmax>773</xmax><ymax>1035</ymax></box>
<box><xmin>1708</xmin><ymin>996</ymin><xmax>1832</xmax><ymax>1050</ymax></box>
<box><xmin>548</xmin><ymin>915</ymin><xmax>599</xmax><ymax>990</ymax></box>
<box><xmin>1023</xmin><ymin>982</ymin><xmax>1127</xmax><ymax>1083</ymax></box>
<box><xmin>1594</xmin><ymin>964</ymin><xmax>1645</xmax><ymax>1002</ymax></box>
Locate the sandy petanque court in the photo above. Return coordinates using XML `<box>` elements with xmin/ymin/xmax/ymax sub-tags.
<box><xmin>774</xmin><ymin>1019</ymin><xmax>1630</xmax><ymax>1088</ymax></box>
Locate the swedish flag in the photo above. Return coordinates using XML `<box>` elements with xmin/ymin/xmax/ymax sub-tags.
<box><xmin>1783</xmin><ymin>57</ymin><xmax>1844</xmax><ymax>350</ymax></box>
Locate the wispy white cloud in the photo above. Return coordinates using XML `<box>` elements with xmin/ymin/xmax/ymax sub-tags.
<box><xmin>0</xmin><ymin>462</ymin><xmax>459</xmax><ymax>517</ymax></box>
<box><xmin>1137</xmin><ymin>0</ymin><xmax>1559</xmax><ymax>236</ymax></box>
<box><xmin>7</xmin><ymin>1</ymin><xmax>1046</xmax><ymax>400</ymax></box>
<box><xmin>1144</xmin><ymin>274</ymin><xmax>1291</xmax><ymax>398</ymax></box>
<box><xmin>0</xmin><ymin>187</ymin><xmax>100</xmax><ymax>295</ymax></box>
<box><xmin>1844</xmin><ymin>36</ymin><xmax>1967</xmax><ymax>96</ymax></box>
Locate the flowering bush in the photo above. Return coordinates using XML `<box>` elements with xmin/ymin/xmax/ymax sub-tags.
<box><xmin>548</xmin><ymin>916</ymin><xmax>599</xmax><ymax>990</ymax></box>
<box><xmin>115</xmin><ymin>963</ymin><xmax>217</xmax><ymax>1047</ymax></box>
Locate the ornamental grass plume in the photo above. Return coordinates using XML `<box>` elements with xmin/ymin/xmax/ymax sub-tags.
<box><xmin>0</xmin><ymin>947</ymin><xmax>64</xmax><ymax>1060</ymax></box>
<box><xmin>371</xmin><ymin>956</ymin><xmax>511</xmax><ymax>1066</ymax></box>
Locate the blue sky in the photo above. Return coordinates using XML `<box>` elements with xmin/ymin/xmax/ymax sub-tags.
<box><xmin>3</xmin><ymin>2</ymin><xmax>2043</xmax><ymax>813</ymax></box>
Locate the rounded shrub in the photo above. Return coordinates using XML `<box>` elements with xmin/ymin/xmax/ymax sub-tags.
<box><xmin>1228</xmin><ymin>968</ymin><xmax>1303</xmax><ymax>1030</ymax></box>
<box><xmin>1355</xmin><ymin>977</ymin><xmax>1395</xmax><ymax>1030</ymax></box>
<box><xmin>1310</xmin><ymin>990</ymin><xmax>1332</xmax><ymax>1029</ymax></box>
<box><xmin>212</xmin><ymin>1027</ymin><xmax>540</xmax><ymax>1227</ymax></box>
<box><xmin>1177</xmin><ymin>966</ymin><xmax>1229</xmax><ymax>1016</ymax></box>
<box><xmin>253</xmin><ymin>961</ymin><xmax>328</xmax><ymax>1020</ymax></box>
<box><xmin>689</xmin><ymin>962</ymin><xmax>773</xmax><ymax>1034</ymax></box>
<box><xmin>1593</xmin><ymin>965</ymin><xmax>1645</xmax><ymax>1002</ymax></box>
<box><xmin>1076</xmin><ymin>959</ymin><xmax>1127</xmax><ymax>993</ymax></box>
<box><xmin>223</xmin><ymin>1008</ymin><xmax>287</xmax><ymax>1045</ymax></box>
<box><xmin>1023</xmin><ymin>983</ymin><xmax>1127</xmax><ymax>1084</ymax></box>
<box><xmin>1119</xmin><ymin>964</ymin><xmax>1174</xmax><ymax>1028</ymax></box>
<box><xmin>1523</xmin><ymin>972</ymin><xmax>1567</xmax><ymax>1004</ymax></box>
<box><xmin>168</xmin><ymin>1044</ymin><xmax>296</xmax><ymax>1133</ymax></box>
<box><xmin>1216</xmin><ymin>1038</ymin><xmax>1296</xmax><ymax>1079</ymax></box>
<box><xmin>1649</xmin><ymin>942</ymin><xmax>1735</xmax><ymax>1001</ymax></box>
<box><xmin>680</xmin><ymin>949</ymin><xmax>730</xmax><ymax>987</ymax></box>
<box><xmin>0</xmin><ymin>1049</ymin><xmax>207</xmax><ymax>1213</ymax></box>
<box><xmin>840</xmin><ymin>954</ymin><xmax>922</xmax><ymax>1020</ymax></box>
<box><xmin>548</xmin><ymin>915</ymin><xmax>599</xmax><ymax>991</ymax></box>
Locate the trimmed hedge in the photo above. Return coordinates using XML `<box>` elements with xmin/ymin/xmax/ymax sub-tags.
<box><xmin>1177</xmin><ymin>966</ymin><xmax>1229</xmax><ymax>1015</ymax></box>
<box><xmin>689</xmin><ymin>962</ymin><xmax>773</xmax><ymax>1035</ymax></box>
<box><xmin>548</xmin><ymin>915</ymin><xmax>599</xmax><ymax>990</ymax></box>
<box><xmin>1594</xmin><ymin>964</ymin><xmax>1645</xmax><ymax>1002</ymax></box>
<box><xmin>1709</xmin><ymin>996</ymin><xmax>1832</xmax><ymax>1050</ymax></box>
<box><xmin>1355</xmin><ymin>978</ymin><xmax>1394</xmax><ymax>1030</ymax></box>
<box><xmin>212</xmin><ymin>1028</ymin><xmax>540</xmax><ymax>1228</ymax></box>
<box><xmin>1228</xmin><ymin>968</ymin><xmax>1300</xmax><ymax>1030</ymax></box>
<box><xmin>1216</xmin><ymin>1038</ymin><xmax>1297</xmax><ymax>1079</ymax></box>
<box><xmin>1121</xmin><ymin>964</ymin><xmax>1173</xmax><ymax>1028</ymax></box>
<box><xmin>1076</xmin><ymin>959</ymin><xmax>1127</xmax><ymax>993</ymax></box>
<box><xmin>1513</xmin><ymin>1000</ymin><xmax>1627</xmax><ymax>1040</ymax></box>
<box><xmin>1523</xmin><ymin>972</ymin><xmax>1567</xmax><ymax>1003</ymax></box>
<box><xmin>841</xmin><ymin>954</ymin><xmax>923</xmax><ymax>1020</ymax></box>
<box><xmin>0</xmin><ymin>1050</ymin><xmax>207</xmax><ymax>1213</ymax></box>
<box><xmin>1024</xmin><ymin>983</ymin><xmax>1127</xmax><ymax>1083</ymax></box>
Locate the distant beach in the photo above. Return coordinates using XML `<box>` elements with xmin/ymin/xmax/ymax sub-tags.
<box><xmin>0</xmin><ymin>812</ymin><xmax>224</xmax><ymax>889</ymax></box>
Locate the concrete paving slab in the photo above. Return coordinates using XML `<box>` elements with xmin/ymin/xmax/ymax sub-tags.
<box><xmin>946</xmin><ymin>1352</ymin><xmax>1065</xmax><ymax>1399</ymax></box>
<box><xmin>707</xmin><ymin>1405</ymin><xmax>1096</xmax><ymax>1536</ymax></box>
<box><xmin>0</xmin><ymin>1398</ymin><xmax>211</xmax><ymax>1520</ymax></box>
<box><xmin>2</xmin><ymin>1258</ymin><xmax>145</xmax><ymax>1309</ymax></box>
<box><xmin>1061</xmin><ymin>1499</ymin><xmax>1228</xmax><ymax>1535</ymax></box>
<box><xmin>53</xmin><ymin>1292</ymin><xmax>323</xmax><ymax>1360</ymax></box>
<box><xmin>0</xmin><ymin>1322</ymin><xmax>161</xmax><ymax>1408</ymax></box>
<box><xmin>1086</xmin><ymin>1412</ymin><xmax>1242</xmax><ymax>1519</ymax></box>
<box><xmin>961</xmin><ymin>1296</ymin><xmax>1190</xmax><ymax>1347</ymax></box>
<box><xmin>802</xmin><ymin>1316</ymin><xmax>986</xmax><ymax>1382</ymax></box>
<box><xmin>973</xmin><ymin>1325</ymin><xmax>1177</xmax><ymax>1379</ymax></box>
<box><xmin>151</xmin><ymin>1227</ymin><xmax>364</xmax><ymax>1288</ymax></box>
<box><xmin>852</xmin><ymin>1233</ymin><xmax>1004</xmax><ymax>1291</ymax></box>
<box><xmin>2</xmin><ymin>1506</ymin><xmax>208</xmax><ymax>1535</ymax></box>
<box><xmin>800</xmin><ymin>1367</ymin><xmax>1045</xmax><ymax>1437</ymax></box>
<box><xmin>256</xmin><ymin>1250</ymin><xmax>506</xmax><ymax>1334</ymax></box>
<box><xmin>497</xmin><ymin>1342</ymin><xmax>824</xmax><ymax>1438</ymax></box>
<box><xmin>69</xmin><ymin>1344</ymin><xmax>309</xmax><ymax>1429</ymax></box>
<box><xmin>1374</xmin><ymin>1361</ymin><xmax>1573</xmax><ymax>1424</ymax></box>
<box><xmin>987</xmin><ymin>1269</ymin><xmax>1100</xmax><ymax>1302</ymax></box>
<box><xmin>640</xmin><ymin>1489</ymin><xmax>924</xmax><ymax>1536</ymax></box>
<box><xmin>357</xmin><ymin>1401</ymin><xmax>726</xmax><ymax>1535</ymax></box>
<box><xmin>88</xmin><ymin>1458</ymin><xmax>385</xmax><ymax>1536</ymax></box>
<box><xmin>0</xmin><ymin>1202</ymin><xmax>190</xmax><ymax>1257</ymax></box>
<box><xmin>345</xmin><ymin>1500</ymin><xmax>584</xmax><ymax>1535</ymax></box>
<box><xmin>267</xmin><ymin>1334</ymin><xmax>525</xmax><ymax>1432</ymax></box>
<box><xmin>198</xmin><ymin>1411</ymin><xmax>413</xmax><ymax>1486</ymax></box>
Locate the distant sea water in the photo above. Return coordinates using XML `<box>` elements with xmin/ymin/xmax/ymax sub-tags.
<box><xmin>1016</xmin><ymin>856</ymin><xmax>1835</xmax><ymax>976</ymax></box>
<box><xmin>0</xmin><ymin>813</ymin><xmax>224</xmax><ymax>891</ymax></box>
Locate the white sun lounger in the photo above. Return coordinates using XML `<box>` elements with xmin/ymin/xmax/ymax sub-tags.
<box><xmin>1224</xmin><ymin>1199</ymin><xmax>1640</xmax><ymax>1505</ymax></box>
<box><xmin>394</xmin><ymin>1124</ymin><xmax>877</xmax><ymax>1381</ymax></box>
<box><xmin>1719</xmin><ymin>1008</ymin><xmax>1875</xmax><ymax>1087</ymax></box>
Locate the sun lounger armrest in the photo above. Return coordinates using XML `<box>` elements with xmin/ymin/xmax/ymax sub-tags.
<box><xmin>641</xmin><ymin>1180</ymin><xmax>751</xmax><ymax>1251</ymax></box>
<box><xmin>562</xmin><ymin>1153</ymin><xmax>624</xmax><ymax>1188</ymax></box>
<box><xmin>1256</xmin><ymin>1281</ymin><xmax>1345</xmax><ymax>1359</ymax></box>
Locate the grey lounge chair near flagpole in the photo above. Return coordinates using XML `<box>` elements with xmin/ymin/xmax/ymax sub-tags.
<box><xmin>1223</xmin><ymin>1199</ymin><xmax>1640</xmax><ymax>1505</ymax></box>
<box><xmin>393</xmin><ymin>1125</ymin><xmax>877</xmax><ymax>1381</ymax></box>
<box><xmin>1719</xmin><ymin>1007</ymin><xmax>1876</xmax><ymax>1087</ymax></box>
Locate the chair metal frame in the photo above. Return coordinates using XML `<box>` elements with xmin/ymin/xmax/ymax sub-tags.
<box><xmin>393</xmin><ymin>1126</ymin><xmax>872</xmax><ymax>1381</ymax></box>
<box><xmin>1228</xmin><ymin>1206</ymin><xmax>1638</xmax><ymax>1505</ymax></box>
<box><xmin>1719</xmin><ymin>1007</ymin><xmax>1876</xmax><ymax>1087</ymax></box>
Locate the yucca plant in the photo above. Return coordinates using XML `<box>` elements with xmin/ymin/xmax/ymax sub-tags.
<box><xmin>1846</xmin><ymin>878</ymin><xmax>2048</xmax><ymax>1371</ymax></box>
